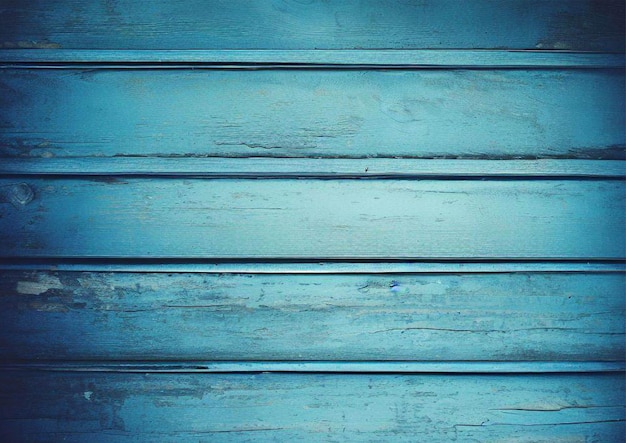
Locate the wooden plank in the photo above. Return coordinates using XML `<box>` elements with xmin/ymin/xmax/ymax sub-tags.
<box><xmin>1</xmin><ymin>49</ymin><xmax>624</xmax><ymax>68</ymax></box>
<box><xmin>0</xmin><ymin>178</ymin><xmax>623</xmax><ymax>259</ymax></box>
<box><xmin>0</xmin><ymin>261</ymin><xmax>624</xmax><ymax>274</ymax></box>
<box><xmin>0</xmin><ymin>271</ymin><xmax>622</xmax><ymax>361</ymax></box>
<box><xmin>0</xmin><ymin>371</ymin><xmax>623</xmax><ymax>442</ymax></box>
<box><xmin>3</xmin><ymin>362</ymin><xmax>624</xmax><ymax>374</ymax></box>
<box><xmin>1</xmin><ymin>69</ymin><xmax>623</xmax><ymax>159</ymax></box>
<box><xmin>1</xmin><ymin>158</ymin><xmax>625</xmax><ymax>178</ymax></box>
<box><xmin>0</xmin><ymin>0</ymin><xmax>623</xmax><ymax>51</ymax></box>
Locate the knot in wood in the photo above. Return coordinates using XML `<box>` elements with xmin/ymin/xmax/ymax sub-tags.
<box><xmin>7</xmin><ymin>183</ymin><xmax>35</xmax><ymax>206</ymax></box>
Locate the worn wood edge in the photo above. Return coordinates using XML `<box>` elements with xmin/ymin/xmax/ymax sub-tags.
<box><xmin>1</xmin><ymin>158</ymin><xmax>624</xmax><ymax>178</ymax></box>
<box><xmin>0</xmin><ymin>50</ymin><xmax>623</xmax><ymax>69</ymax></box>
<box><xmin>0</xmin><ymin>261</ymin><xmax>623</xmax><ymax>274</ymax></box>
<box><xmin>1</xmin><ymin>361</ymin><xmax>623</xmax><ymax>374</ymax></box>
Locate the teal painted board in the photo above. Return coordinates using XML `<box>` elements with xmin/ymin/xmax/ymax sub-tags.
<box><xmin>0</xmin><ymin>271</ymin><xmax>623</xmax><ymax>361</ymax></box>
<box><xmin>0</xmin><ymin>0</ymin><xmax>623</xmax><ymax>51</ymax></box>
<box><xmin>1</xmin><ymin>1</ymin><xmax>624</xmax><ymax>441</ymax></box>
<box><xmin>0</xmin><ymin>371</ymin><xmax>623</xmax><ymax>442</ymax></box>
<box><xmin>0</xmin><ymin>179</ymin><xmax>623</xmax><ymax>259</ymax></box>
<box><xmin>1</xmin><ymin>69</ymin><xmax>624</xmax><ymax>159</ymax></box>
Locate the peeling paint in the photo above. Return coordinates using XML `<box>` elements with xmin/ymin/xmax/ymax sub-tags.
<box><xmin>17</xmin><ymin>275</ymin><xmax>63</xmax><ymax>295</ymax></box>
<box><xmin>0</xmin><ymin>41</ymin><xmax>61</xmax><ymax>49</ymax></box>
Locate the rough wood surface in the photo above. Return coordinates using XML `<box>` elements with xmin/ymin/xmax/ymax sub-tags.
<box><xmin>0</xmin><ymin>178</ymin><xmax>623</xmax><ymax>259</ymax></box>
<box><xmin>0</xmin><ymin>371</ymin><xmax>623</xmax><ymax>442</ymax></box>
<box><xmin>1</xmin><ymin>69</ymin><xmax>623</xmax><ymax>159</ymax></box>
<box><xmin>0</xmin><ymin>0</ymin><xmax>623</xmax><ymax>51</ymax></box>
<box><xmin>1</xmin><ymin>2</ymin><xmax>624</xmax><ymax>442</ymax></box>
<box><xmin>0</xmin><ymin>271</ymin><xmax>623</xmax><ymax>361</ymax></box>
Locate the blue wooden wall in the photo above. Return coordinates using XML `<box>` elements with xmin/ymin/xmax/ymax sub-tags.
<box><xmin>0</xmin><ymin>1</ymin><xmax>624</xmax><ymax>441</ymax></box>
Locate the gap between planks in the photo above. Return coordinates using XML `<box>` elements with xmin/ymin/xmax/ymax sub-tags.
<box><xmin>0</xmin><ymin>260</ymin><xmax>623</xmax><ymax>274</ymax></box>
<box><xmin>0</xmin><ymin>49</ymin><xmax>623</xmax><ymax>69</ymax></box>
<box><xmin>1</xmin><ymin>361</ymin><xmax>623</xmax><ymax>374</ymax></box>
<box><xmin>1</xmin><ymin>158</ymin><xmax>624</xmax><ymax>179</ymax></box>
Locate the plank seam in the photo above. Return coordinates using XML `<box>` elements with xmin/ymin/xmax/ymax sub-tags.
<box><xmin>1</xmin><ymin>159</ymin><xmax>624</xmax><ymax>179</ymax></box>
<box><xmin>0</xmin><ymin>260</ymin><xmax>623</xmax><ymax>274</ymax></box>
<box><xmin>1</xmin><ymin>361</ymin><xmax>623</xmax><ymax>374</ymax></box>
<box><xmin>0</xmin><ymin>49</ymin><xmax>623</xmax><ymax>69</ymax></box>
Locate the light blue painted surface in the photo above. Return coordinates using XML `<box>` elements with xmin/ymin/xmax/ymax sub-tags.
<box><xmin>0</xmin><ymin>372</ymin><xmax>623</xmax><ymax>442</ymax></box>
<box><xmin>0</xmin><ymin>1</ymin><xmax>624</xmax><ymax>441</ymax></box>
<box><xmin>1</xmin><ymin>271</ymin><xmax>623</xmax><ymax>361</ymax></box>
<box><xmin>0</xmin><ymin>0</ymin><xmax>623</xmax><ymax>51</ymax></box>
<box><xmin>0</xmin><ymin>179</ymin><xmax>624</xmax><ymax>259</ymax></box>
<box><xmin>1</xmin><ymin>69</ymin><xmax>623</xmax><ymax>159</ymax></box>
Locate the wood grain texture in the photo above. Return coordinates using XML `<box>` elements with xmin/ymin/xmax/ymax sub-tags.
<box><xmin>0</xmin><ymin>371</ymin><xmax>623</xmax><ymax>442</ymax></box>
<box><xmin>0</xmin><ymin>271</ymin><xmax>623</xmax><ymax>361</ymax></box>
<box><xmin>1</xmin><ymin>49</ymin><xmax>624</xmax><ymax>68</ymax></box>
<box><xmin>0</xmin><ymin>178</ymin><xmax>623</xmax><ymax>259</ymax></box>
<box><xmin>1</xmin><ymin>69</ymin><xmax>624</xmax><ymax>159</ymax></box>
<box><xmin>2</xmin><ymin>158</ymin><xmax>625</xmax><ymax>178</ymax></box>
<box><xmin>1</xmin><ymin>1</ymin><xmax>623</xmax><ymax>441</ymax></box>
<box><xmin>0</xmin><ymin>0</ymin><xmax>623</xmax><ymax>51</ymax></box>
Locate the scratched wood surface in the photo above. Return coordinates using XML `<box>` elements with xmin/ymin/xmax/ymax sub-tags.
<box><xmin>0</xmin><ymin>0</ymin><xmax>623</xmax><ymax>51</ymax></box>
<box><xmin>1</xmin><ymin>69</ymin><xmax>623</xmax><ymax>159</ymax></box>
<box><xmin>0</xmin><ymin>178</ymin><xmax>623</xmax><ymax>259</ymax></box>
<box><xmin>0</xmin><ymin>371</ymin><xmax>623</xmax><ymax>442</ymax></box>
<box><xmin>1</xmin><ymin>1</ymin><xmax>625</xmax><ymax>442</ymax></box>
<box><xmin>0</xmin><ymin>271</ymin><xmax>623</xmax><ymax>361</ymax></box>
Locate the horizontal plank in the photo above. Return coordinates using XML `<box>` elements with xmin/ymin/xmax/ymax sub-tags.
<box><xmin>0</xmin><ymin>179</ymin><xmax>624</xmax><ymax>259</ymax></box>
<box><xmin>1</xmin><ymin>49</ymin><xmax>624</xmax><ymax>69</ymax></box>
<box><xmin>2</xmin><ymin>362</ymin><xmax>624</xmax><ymax>374</ymax></box>
<box><xmin>0</xmin><ymin>271</ymin><xmax>623</xmax><ymax>361</ymax></box>
<box><xmin>1</xmin><ymin>158</ymin><xmax>625</xmax><ymax>178</ymax></box>
<box><xmin>0</xmin><ymin>0</ymin><xmax>623</xmax><ymax>51</ymax></box>
<box><xmin>0</xmin><ymin>371</ymin><xmax>623</xmax><ymax>442</ymax></box>
<box><xmin>1</xmin><ymin>261</ymin><xmax>624</xmax><ymax>274</ymax></box>
<box><xmin>2</xmin><ymin>70</ymin><xmax>623</xmax><ymax>160</ymax></box>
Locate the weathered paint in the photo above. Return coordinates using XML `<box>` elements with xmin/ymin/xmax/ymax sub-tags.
<box><xmin>1</xmin><ymin>1</ymin><xmax>624</xmax><ymax>441</ymax></box>
<box><xmin>0</xmin><ymin>178</ymin><xmax>623</xmax><ymax>259</ymax></box>
<box><xmin>0</xmin><ymin>271</ymin><xmax>623</xmax><ymax>361</ymax></box>
<box><xmin>0</xmin><ymin>371</ymin><xmax>623</xmax><ymax>442</ymax></box>
<box><xmin>0</xmin><ymin>0</ymin><xmax>623</xmax><ymax>51</ymax></box>
<box><xmin>1</xmin><ymin>69</ymin><xmax>623</xmax><ymax>159</ymax></box>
